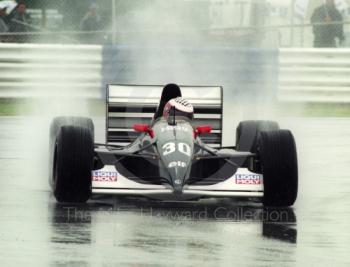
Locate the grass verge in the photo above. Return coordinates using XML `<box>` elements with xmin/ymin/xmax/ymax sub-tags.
<box><xmin>0</xmin><ymin>99</ymin><xmax>349</xmax><ymax>117</ymax></box>
<box><xmin>277</xmin><ymin>103</ymin><xmax>350</xmax><ymax>117</ymax></box>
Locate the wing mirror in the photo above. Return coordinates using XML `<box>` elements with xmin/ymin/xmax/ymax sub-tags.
<box><xmin>194</xmin><ymin>125</ymin><xmax>212</xmax><ymax>138</ymax></box>
<box><xmin>133</xmin><ymin>124</ymin><xmax>154</xmax><ymax>138</ymax></box>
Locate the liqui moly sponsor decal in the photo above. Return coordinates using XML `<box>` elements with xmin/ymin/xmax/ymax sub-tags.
<box><xmin>235</xmin><ymin>174</ymin><xmax>262</xmax><ymax>185</ymax></box>
<box><xmin>92</xmin><ymin>171</ymin><xmax>117</xmax><ymax>182</ymax></box>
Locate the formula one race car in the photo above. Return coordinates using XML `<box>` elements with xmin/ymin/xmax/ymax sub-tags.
<box><xmin>49</xmin><ymin>84</ymin><xmax>298</xmax><ymax>207</ymax></box>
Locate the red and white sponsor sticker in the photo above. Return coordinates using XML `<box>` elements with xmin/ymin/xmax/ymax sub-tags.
<box><xmin>235</xmin><ymin>174</ymin><xmax>262</xmax><ymax>185</ymax></box>
<box><xmin>92</xmin><ymin>171</ymin><xmax>117</xmax><ymax>182</ymax></box>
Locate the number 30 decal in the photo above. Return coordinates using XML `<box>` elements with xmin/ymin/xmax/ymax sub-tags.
<box><xmin>162</xmin><ymin>142</ymin><xmax>191</xmax><ymax>156</ymax></box>
<box><xmin>178</xmin><ymin>142</ymin><xmax>191</xmax><ymax>156</ymax></box>
<box><xmin>162</xmin><ymin>142</ymin><xmax>176</xmax><ymax>156</ymax></box>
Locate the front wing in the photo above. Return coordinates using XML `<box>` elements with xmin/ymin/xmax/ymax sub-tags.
<box><xmin>91</xmin><ymin>165</ymin><xmax>264</xmax><ymax>200</ymax></box>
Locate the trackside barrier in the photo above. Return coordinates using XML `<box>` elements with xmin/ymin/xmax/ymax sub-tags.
<box><xmin>278</xmin><ymin>48</ymin><xmax>350</xmax><ymax>103</ymax></box>
<box><xmin>0</xmin><ymin>43</ymin><xmax>278</xmax><ymax>101</ymax></box>
<box><xmin>0</xmin><ymin>43</ymin><xmax>103</xmax><ymax>98</ymax></box>
<box><xmin>0</xmin><ymin>43</ymin><xmax>349</xmax><ymax>103</ymax></box>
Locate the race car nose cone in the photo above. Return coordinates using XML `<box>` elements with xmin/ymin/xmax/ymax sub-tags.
<box><xmin>166</xmin><ymin>164</ymin><xmax>187</xmax><ymax>194</ymax></box>
<box><xmin>173</xmin><ymin>177</ymin><xmax>183</xmax><ymax>194</ymax></box>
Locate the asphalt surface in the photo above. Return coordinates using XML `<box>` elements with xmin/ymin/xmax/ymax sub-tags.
<box><xmin>0</xmin><ymin>116</ymin><xmax>349</xmax><ymax>266</ymax></box>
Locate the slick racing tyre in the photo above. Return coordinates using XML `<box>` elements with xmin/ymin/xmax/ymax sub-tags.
<box><xmin>49</xmin><ymin>117</ymin><xmax>94</xmax><ymax>181</ymax></box>
<box><xmin>51</xmin><ymin>117</ymin><xmax>94</xmax><ymax>203</ymax></box>
<box><xmin>236</xmin><ymin>120</ymin><xmax>279</xmax><ymax>153</ymax></box>
<box><xmin>50</xmin><ymin>117</ymin><xmax>94</xmax><ymax>143</ymax></box>
<box><xmin>258</xmin><ymin>130</ymin><xmax>298</xmax><ymax>207</ymax></box>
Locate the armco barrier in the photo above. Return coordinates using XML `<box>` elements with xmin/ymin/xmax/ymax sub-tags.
<box><xmin>0</xmin><ymin>43</ymin><xmax>103</xmax><ymax>98</ymax></box>
<box><xmin>0</xmin><ymin>43</ymin><xmax>279</xmax><ymax>102</ymax></box>
<box><xmin>1</xmin><ymin>43</ymin><xmax>348</xmax><ymax>103</ymax></box>
<box><xmin>278</xmin><ymin>48</ymin><xmax>350</xmax><ymax>103</ymax></box>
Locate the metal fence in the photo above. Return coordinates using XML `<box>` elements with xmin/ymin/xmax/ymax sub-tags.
<box><xmin>1</xmin><ymin>0</ymin><xmax>349</xmax><ymax>48</ymax></box>
<box><xmin>0</xmin><ymin>0</ymin><xmax>114</xmax><ymax>44</ymax></box>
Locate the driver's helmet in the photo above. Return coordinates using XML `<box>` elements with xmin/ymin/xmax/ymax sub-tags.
<box><xmin>163</xmin><ymin>97</ymin><xmax>194</xmax><ymax>121</ymax></box>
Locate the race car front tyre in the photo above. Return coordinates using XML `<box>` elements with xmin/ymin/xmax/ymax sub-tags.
<box><xmin>52</xmin><ymin>121</ymin><xmax>94</xmax><ymax>203</ymax></box>
<box><xmin>258</xmin><ymin>130</ymin><xmax>298</xmax><ymax>207</ymax></box>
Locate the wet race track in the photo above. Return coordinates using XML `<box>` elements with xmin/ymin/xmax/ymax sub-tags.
<box><xmin>0</xmin><ymin>116</ymin><xmax>349</xmax><ymax>266</ymax></box>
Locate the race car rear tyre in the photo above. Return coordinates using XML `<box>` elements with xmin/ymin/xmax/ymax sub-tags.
<box><xmin>235</xmin><ymin>120</ymin><xmax>279</xmax><ymax>169</ymax></box>
<box><xmin>52</xmin><ymin>118</ymin><xmax>94</xmax><ymax>203</ymax></box>
<box><xmin>258</xmin><ymin>130</ymin><xmax>298</xmax><ymax>207</ymax></box>
<box><xmin>236</xmin><ymin>120</ymin><xmax>279</xmax><ymax>152</ymax></box>
<box><xmin>50</xmin><ymin>117</ymin><xmax>94</xmax><ymax>144</ymax></box>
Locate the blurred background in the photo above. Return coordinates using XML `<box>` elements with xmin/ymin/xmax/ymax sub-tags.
<box><xmin>0</xmin><ymin>0</ymin><xmax>349</xmax><ymax>47</ymax></box>
<box><xmin>1</xmin><ymin>0</ymin><xmax>349</xmax><ymax>120</ymax></box>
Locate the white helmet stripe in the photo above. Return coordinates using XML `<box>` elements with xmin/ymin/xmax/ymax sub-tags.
<box><xmin>169</xmin><ymin>97</ymin><xmax>194</xmax><ymax>113</ymax></box>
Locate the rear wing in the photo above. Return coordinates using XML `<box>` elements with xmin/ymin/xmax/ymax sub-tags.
<box><xmin>106</xmin><ymin>85</ymin><xmax>223</xmax><ymax>147</ymax></box>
